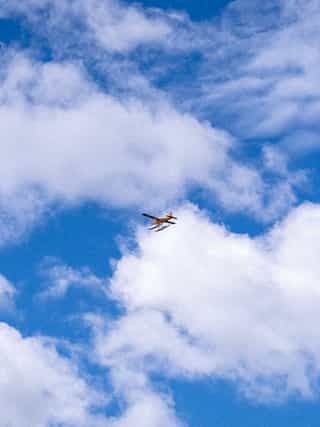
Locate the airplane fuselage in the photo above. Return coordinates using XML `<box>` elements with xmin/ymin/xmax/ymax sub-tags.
<box><xmin>152</xmin><ymin>215</ymin><xmax>175</xmax><ymax>225</ymax></box>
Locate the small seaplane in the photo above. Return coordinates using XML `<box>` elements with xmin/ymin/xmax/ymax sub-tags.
<box><xmin>142</xmin><ymin>212</ymin><xmax>177</xmax><ymax>232</ymax></box>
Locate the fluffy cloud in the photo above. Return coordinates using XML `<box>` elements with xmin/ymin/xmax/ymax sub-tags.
<box><xmin>0</xmin><ymin>51</ymin><xmax>281</xmax><ymax>232</ymax></box>
<box><xmin>110</xmin><ymin>393</ymin><xmax>183</xmax><ymax>427</ymax></box>
<box><xmin>87</xmin><ymin>315</ymin><xmax>184</xmax><ymax>427</ymax></box>
<box><xmin>90</xmin><ymin>203</ymin><xmax>320</xmax><ymax>401</ymax></box>
<box><xmin>0</xmin><ymin>56</ymin><xmax>220</xmax><ymax>207</ymax></box>
<box><xmin>105</xmin><ymin>364</ymin><xmax>183</xmax><ymax>427</ymax></box>
<box><xmin>0</xmin><ymin>277</ymin><xmax>182</xmax><ymax>427</ymax></box>
<box><xmin>0</xmin><ymin>322</ymin><xmax>108</xmax><ymax>427</ymax></box>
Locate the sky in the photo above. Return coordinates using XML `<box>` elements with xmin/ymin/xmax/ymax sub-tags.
<box><xmin>1</xmin><ymin>0</ymin><xmax>320</xmax><ymax>426</ymax></box>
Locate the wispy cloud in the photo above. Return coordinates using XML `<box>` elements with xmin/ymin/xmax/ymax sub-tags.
<box><xmin>0</xmin><ymin>274</ymin><xmax>15</xmax><ymax>310</ymax></box>
<box><xmin>0</xmin><ymin>0</ymin><xmax>175</xmax><ymax>53</ymax></box>
<box><xmin>191</xmin><ymin>0</ymin><xmax>320</xmax><ymax>145</ymax></box>
<box><xmin>39</xmin><ymin>259</ymin><xmax>106</xmax><ymax>298</ymax></box>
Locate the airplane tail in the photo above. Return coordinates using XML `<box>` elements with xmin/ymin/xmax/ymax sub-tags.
<box><xmin>167</xmin><ymin>212</ymin><xmax>177</xmax><ymax>220</ymax></box>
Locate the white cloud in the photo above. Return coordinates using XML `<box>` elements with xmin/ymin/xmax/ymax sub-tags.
<box><xmin>0</xmin><ymin>1</ymin><xmax>305</xmax><ymax>233</ymax></box>
<box><xmin>1</xmin><ymin>0</ymin><xmax>320</xmax><ymax>424</ymax></box>
<box><xmin>0</xmin><ymin>188</ymin><xmax>47</xmax><ymax>247</ymax></box>
<box><xmin>89</xmin><ymin>203</ymin><xmax>320</xmax><ymax>402</ymax></box>
<box><xmin>0</xmin><ymin>51</ymin><xmax>283</xmax><ymax>232</ymax></box>
<box><xmin>0</xmin><ymin>0</ymin><xmax>173</xmax><ymax>53</ymax></box>
<box><xmin>0</xmin><ymin>53</ymin><xmax>93</xmax><ymax>107</ymax></box>
<box><xmin>0</xmin><ymin>275</ymin><xmax>15</xmax><ymax>309</ymax></box>
<box><xmin>107</xmin><ymin>366</ymin><xmax>184</xmax><ymax>427</ymax></box>
<box><xmin>84</xmin><ymin>0</ymin><xmax>172</xmax><ymax>52</ymax></box>
<box><xmin>87</xmin><ymin>315</ymin><xmax>185</xmax><ymax>427</ymax></box>
<box><xmin>40</xmin><ymin>261</ymin><xmax>106</xmax><ymax>298</ymax></box>
<box><xmin>0</xmin><ymin>289</ymin><xmax>183</xmax><ymax>427</ymax></box>
<box><xmin>0</xmin><ymin>60</ymin><xmax>221</xmax><ymax>205</ymax></box>
<box><xmin>3</xmin><ymin>0</ymin><xmax>319</xmax><ymax>151</ymax></box>
<box><xmin>0</xmin><ymin>322</ymin><xmax>108</xmax><ymax>427</ymax></box>
<box><xmin>196</xmin><ymin>0</ymin><xmax>320</xmax><ymax>142</ymax></box>
<box><xmin>262</xmin><ymin>145</ymin><xmax>288</xmax><ymax>175</ymax></box>
<box><xmin>110</xmin><ymin>389</ymin><xmax>183</xmax><ymax>427</ymax></box>
<box><xmin>109</xmin><ymin>393</ymin><xmax>183</xmax><ymax>427</ymax></box>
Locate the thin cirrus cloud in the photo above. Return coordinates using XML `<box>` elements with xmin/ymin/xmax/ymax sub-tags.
<box><xmin>89</xmin><ymin>202</ymin><xmax>320</xmax><ymax>403</ymax></box>
<box><xmin>0</xmin><ymin>0</ymin><xmax>174</xmax><ymax>53</ymax></box>
<box><xmin>194</xmin><ymin>0</ymin><xmax>320</xmax><ymax>147</ymax></box>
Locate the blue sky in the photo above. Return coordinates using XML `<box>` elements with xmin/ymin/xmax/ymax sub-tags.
<box><xmin>1</xmin><ymin>1</ymin><xmax>320</xmax><ymax>426</ymax></box>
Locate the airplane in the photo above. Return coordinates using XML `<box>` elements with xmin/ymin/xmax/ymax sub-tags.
<box><xmin>142</xmin><ymin>212</ymin><xmax>177</xmax><ymax>232</ymax></box>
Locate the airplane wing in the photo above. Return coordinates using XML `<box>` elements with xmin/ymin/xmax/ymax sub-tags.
<box><xmin>166</xmin><ymin>220</ymin><xmax>176</xmax><ymax>225</ymax></box>
<box><xmin>149</xmin><ymin>224</ymin><xmax>161</xmax><ymax>230</ymax></box>
<box><xmin>142</xmin><ymin>213</ymin><xmax>160</xmax><ymax>220</ymax></box>
<box><xmin>155</xmin><ymin>224</ymin><xmax>170</xmax><ymax>232</ymax></box>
